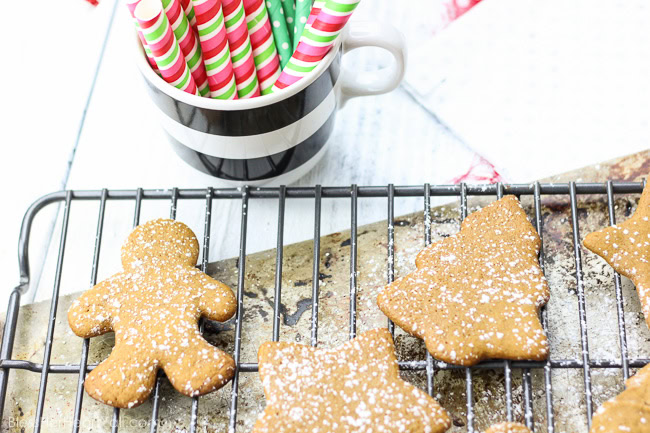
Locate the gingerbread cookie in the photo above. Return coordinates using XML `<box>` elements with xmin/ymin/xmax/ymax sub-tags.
<box><xmin>68</xmin><ymin>219</ymin><xmax>237</xmax><ymax>408</ymax></box>
<box><xmin>254</xmin><ymin>328</ymin><xmax>450</xmax><ymax>433</ymax></box>
<box><xmin>584</xmin><ymin>183</ymin><xmax>650</xmax><ymax>327</ymax></box>
<box><xmin>485</xmin><ymin>422</ymin><xmax>532</xmax><ymax>433</ymax></box>
<box><xmin>377</xmin><ymin>195</ymin><xmax>550</xmax><ymax>366</ymax></box>
<box><xmin>590</xmin><ymin>363</ymin><xmax>650</xmax><ymax>433</ymax></box>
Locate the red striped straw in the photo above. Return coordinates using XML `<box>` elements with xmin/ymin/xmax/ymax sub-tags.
<box><xmin>305</xmin><ymin>0</ymin><xmax>325</xmax><ymax>30</ymax></box>
<box><xmin>180</xmin><ymin>0</ymin><xmax>198</xmax><ymax>28</ymax></box>
<box><xmin>163</xmin><ymin>0</ymin><xmax>210</xmax><ymax>96</ymax></box>
<box><xmin>126</xmin><ymin>0</ymin><xmax>159</xmax><ymax>72</ymax></box>
<box><xmin>222</xmin><ymin>0</ymin><xmax>261</xmax><ymax>98</ymax></box>
<box><xmin>242</xmin><ymin>0</ymin><xmax>281</xmax><ymax>94</ymax></box>
<box><xmin>136</xmin><ymin>0</ymin><xmax>199</xmax><ymax>95</ymax></box>
<box><xmin>272</xmin><ymin>0</ymin><xmax>361</xmax><ymax>91</ymax></box>
<box><xmin>193</xmin><ymin>0</ymin><xmax>238</xmax><ymax>99</ymax></box>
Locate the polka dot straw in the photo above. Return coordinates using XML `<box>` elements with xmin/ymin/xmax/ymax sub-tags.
<box><xmin>265</xmin><ymin>0</ymin><xmax>292</xmax><ymax>68</ymax></box>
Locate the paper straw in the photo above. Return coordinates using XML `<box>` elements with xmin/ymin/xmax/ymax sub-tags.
<box><xmin>162</xmin><ymin>0</ymin><xmax>210</xmax><ymax>96</ymax></box>
<box><xmin>265</xmin><ymin>0</ymin><xmax>292</xmax><ymax>68</ymax></box>
<box><xmin>280</xmin><ymin>0</ymin><xmax>295</xmax><ymax>45</ymax></box>
<box><xmin>243</xmin><ymin>0</ymin><xmax>281</xmax><ymax>94</ymax></box>
<box><xmin>292</xmin><ymin>0</ymin><xmax>310</xmax><ymax>51</ymax></box>
<box><xmin>222</xmin><ymin>0</ymin><xmax>261</xmax><ymax>98</ymax></box>
<box><xmin>126</xmin><ymin>0</ymin><xmax>159</xmax><ymax>72</ymax></box>
<box><xmin>136</xmin><ymin>0</ymin><xmax>199</xmax><ymax>95</ymax></box>
<box><xmin>192</xmin><ymin>0</ymin><xmax>238</xmax><ymax>99</ymax></box>
<box><xmin>180</xmin><ymin>0</ymin><xmax>198</xmax><ymax>28</ymax></box>
<box><xmin>305</xmin><ymin>0</ymin><xmax>325</xmax><ymax>30</ymax></box>
<box><xmin>272</xmin><ymin>0</ymin><xmax>361</xmax><ymax>91</ymax></box>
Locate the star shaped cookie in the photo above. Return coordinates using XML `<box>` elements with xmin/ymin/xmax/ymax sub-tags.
<box><xmin>377</xmin><ymin>195</ymin><xmax>550</xmax><ymax>366</ymax></box>
<box><xmin>590</xmin><ymin>363</ymin><xmax>650</xmax><ymax>432</ymax></box>
<box><xmin>253</xmin><ymin>328</ymin><xmax>450</xmax><ymax>433</ymax></box>
<box><xmin>584</xmin><ymin>183</ymin><xmax>650</xmax><ymax>327</ymax></box>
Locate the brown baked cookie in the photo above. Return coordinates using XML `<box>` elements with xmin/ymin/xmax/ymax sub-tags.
<box><xmin>590</xmin><ymin>364</ymin><xmax>650</xmax><ymax>433</ymax></box>
<box><xmin>68</xmin><ymin>218</ymin><xmax>237</xmax><ymax>408</ymax></box>
<box><xmin>584</xmin><ymin>183</ymin><xmax>650</xmax><ymax>327</ymax></box>
<box><xmin>484</xmin><ymin>422</ymin><xmax>532</xmax><ymax>433</ymax></box>
<box><xmin>377</xmin><ymin>195</ymin><xmax>550</xmax><ymax>366</ymax></box>
<box><xmin>254</xmin><ymin>328</ymin><xmax>451</xmax><ymax>433</ymax></box>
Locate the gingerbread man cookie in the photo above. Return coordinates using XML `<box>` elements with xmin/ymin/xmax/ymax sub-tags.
<box><xmin>485</xmin><ymin>422</ymin><xmax>532</xmax><ymax>433</ymax></box>
<box><xmin>254</xmin><ymin>328</ymin><xmax>450</xmax><ymax>433</ymax></box>
<box><xmin>590</xmin><ymin>363</ymin><xmax>650</xmax><ymax>433</ymax></box>
<box><xmin>378</xmin><ymin>195</ymin><xmax>550</xmax><ymax>366</ymax></box>
<box><xmin>68</xmin><ymin>219</ymin><xmax>237</xmax><ymax>408</ymax></box>
<box><xmin>584</xmin><ymin>183</ymin><xmax>650</xmax><ymax>328</ymax></box>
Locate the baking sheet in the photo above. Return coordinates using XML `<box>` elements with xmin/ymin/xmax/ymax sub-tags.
<box><xmin>1</xmin><ymin>151</ymin><xmax>648</xmax><ymax>433</ymax></box>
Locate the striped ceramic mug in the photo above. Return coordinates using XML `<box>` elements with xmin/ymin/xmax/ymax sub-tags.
<box><xmin>135</xmin><ymin>21</ymin><xmax>406</xmax><ymax>185</ymax></box>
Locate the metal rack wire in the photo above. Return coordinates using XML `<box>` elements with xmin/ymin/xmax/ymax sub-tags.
<box><xmin>0</xmin><ymin>181</ymin><xmax>646</xmax><ymax>433</ymax></box>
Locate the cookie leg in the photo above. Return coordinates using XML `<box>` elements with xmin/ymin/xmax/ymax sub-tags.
<box><xmin>84</xmin><ymin>351</ymin><xmax>157</xmax><ymax>408</ymax></box>
<box><xmin>162</xmin><ymin>338</ymin><xmax>235</xmax><ymax>397</ymax></box>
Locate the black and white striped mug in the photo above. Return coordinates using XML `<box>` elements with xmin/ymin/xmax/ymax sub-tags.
<box><xmin>135</xmin><ymin>22</ymin><xmax>406</xmax><ymax>185</ymax></box>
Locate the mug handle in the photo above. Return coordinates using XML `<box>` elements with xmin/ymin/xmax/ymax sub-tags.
<box><xmin>337</xmin><ymin>21</ymin><xmax>407</xmax><ymax>108</ymax></box>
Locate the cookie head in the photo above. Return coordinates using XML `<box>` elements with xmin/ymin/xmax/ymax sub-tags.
<box><xmin>121</xmin><ymin>218</ymin><xmax>200</xmax><ymax>270</ymax></box>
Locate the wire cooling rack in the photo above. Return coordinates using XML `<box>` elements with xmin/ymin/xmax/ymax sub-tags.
<box><xmin>0</xmin><ymin>181</ymin><xmax>646</xmax><ymax>433</ymax></box>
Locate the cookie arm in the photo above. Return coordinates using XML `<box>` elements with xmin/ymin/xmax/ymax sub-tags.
<box><xmin>67</xmin><ymin>278</ymin><xmax>116</xmax><ymax>338</ymax></box>
<box><xmin>194</xmin><ymin>273</ymin><xmax>237</xmax><ymax>322</ymax></box>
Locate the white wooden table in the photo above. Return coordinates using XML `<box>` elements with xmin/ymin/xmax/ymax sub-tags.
<box><xmin>2</xmin><ymin>0</ymin><xmax>648</xmax><ymax>307</ymax></box>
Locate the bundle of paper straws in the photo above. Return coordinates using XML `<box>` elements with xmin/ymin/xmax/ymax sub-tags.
<box><xmin>130</xmin><ymin>0</ymin><xmax>361</xmax><ymax>98</ymax></box>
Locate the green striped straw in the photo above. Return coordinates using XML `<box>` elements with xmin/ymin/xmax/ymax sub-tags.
<box><xmin>266</xmin><ymin>0</ymin><xmax>292</xmax><ymax>68</ymax></box>
<box><xmin>292</xmin><ymin>0</ymin><xmax>310</xmax><ymax>51</ymax></box>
